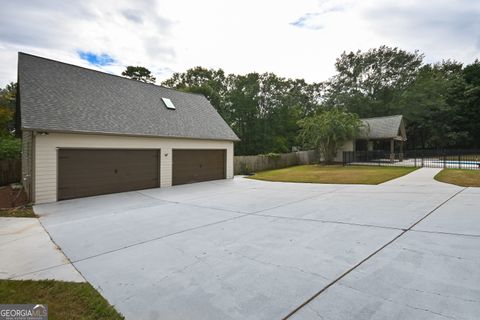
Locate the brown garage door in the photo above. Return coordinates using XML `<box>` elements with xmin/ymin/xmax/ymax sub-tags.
<box><xmin>172</xmin><ymin>149</ymin><xmax>226</xmax><ymax>185</ymax></box>
<box><xmin>58</xmin><ymin>149</ymin><xmax>159</xmax><ymax>200</ymax></box>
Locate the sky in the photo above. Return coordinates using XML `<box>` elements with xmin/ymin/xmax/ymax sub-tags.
<box><xmin>1</xmin><ymin>0</ymin><xmax>480</xmax><ymax>87</ymax></box>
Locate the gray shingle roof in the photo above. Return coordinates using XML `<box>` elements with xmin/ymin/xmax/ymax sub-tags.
<box><xmin>18</xmin><ymin>53</ymin><xmax>239</xmax><ymax>141</ymax></box>
<box><xmin>358</xmin><ymin>115</ymin><xmax>406</xmax><ymax>140</ymax></box>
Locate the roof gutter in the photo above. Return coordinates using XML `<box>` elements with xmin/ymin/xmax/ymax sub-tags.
<box><xmin>22</xmin><ymin>127</ymin><xmax>241</xmax><ymax>142</ymax></box>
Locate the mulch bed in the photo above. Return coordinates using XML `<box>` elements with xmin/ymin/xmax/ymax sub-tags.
<box><xmin>0</xmin><ymin>185</ymin><xmax>28</xmax><ymax>209</ymax></box>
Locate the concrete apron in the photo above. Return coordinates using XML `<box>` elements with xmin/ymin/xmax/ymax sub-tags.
<box><xmin>34</xmin><ymin>168</ymin><xmax>480</xmax><ymax>320</ymax></box>
<box><xmin>0</xmin><ymin>217</ymin><xmax>84</xmax><ymax>282</ymax></box>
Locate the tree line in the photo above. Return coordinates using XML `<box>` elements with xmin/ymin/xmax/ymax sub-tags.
<box><xmin>162</xmin><ymin>46</ymin><xmax>480</xmax><ymax>155</ymax></box>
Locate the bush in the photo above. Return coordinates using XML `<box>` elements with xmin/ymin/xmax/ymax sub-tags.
<box><xmin>240</xmin><ymin>162</ymin><xmax>254</xmax><ymax>175</ymax></box>
<box><xmin>0</xmin><ymin>136</ymin><xmax>21</xmax><ymax>160</ymax></box>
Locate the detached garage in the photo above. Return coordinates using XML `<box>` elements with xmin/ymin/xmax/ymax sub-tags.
<box><xmin>18</xmin><ymin>53</ymin><xmax>239</xmax><ymax>204</ymax></box>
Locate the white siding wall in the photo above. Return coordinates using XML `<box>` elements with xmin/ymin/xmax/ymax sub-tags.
<box><xmin>34</xmin><ymin>132</ymin><xmax>234</xmax><ymax>204</ymax></box>
<box><xmin>334</xmin><ymin>140</ymin><xmax>354</xmax><ymax>162</ymax></box>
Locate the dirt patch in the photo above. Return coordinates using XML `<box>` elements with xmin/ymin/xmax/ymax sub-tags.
<box><xmin>0</xmin><ymin>185</ymin><xmax>28</xmax><ymax>208</ymax></box>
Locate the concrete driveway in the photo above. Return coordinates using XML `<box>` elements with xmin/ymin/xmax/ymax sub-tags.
<box><xmin>34</xmin><ymin>168</ymin><xmax>480</xmax><ymax>320</ymax></box>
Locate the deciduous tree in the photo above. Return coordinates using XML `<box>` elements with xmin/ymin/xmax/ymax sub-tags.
<box><xmin>298</xmin><ymin>110</ymin><xmax>362</xmax><ymax>164</ymax></box>
<box><xmin>325</xmin><ymin>46</ymin><xmax>424</xmax><ymax>117</ymax></box>
<box><xmin>122</xmin><ymin>66</ymin><xmax>156</xmax><ymax>83</ymax></box>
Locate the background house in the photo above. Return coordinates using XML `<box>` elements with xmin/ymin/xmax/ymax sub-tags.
<box><xmin>356</xmin><ymin>115</ymin><xmax>407</xmax><ymax>153</ymax></box>
<box><xmin>336</xmin><ymin>115</ymin><xmax>407</xmax><ymax>162</ymax></box>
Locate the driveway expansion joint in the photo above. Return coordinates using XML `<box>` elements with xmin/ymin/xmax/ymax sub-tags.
<box><xmin>8</xmin><ymin>262</ymin><xmax>72</xmax><ymax>280</ymax></box>
<box><xmin>38</xmin><ymin>218</ymin><xmax>87</xmax><ymax>282</ymax></box>
<box><xmin>410</xmin><ymin>229</ymin><xmax>480</xmax><ymax>238</ymax></box>
<box><xmin>71</xmin><ymin>213</ymin><xmax>250</xmax><ymax>264</ymax></box>
<box><xmin>249</xmin><ymin>187</ymin><xmax>349</xmax><ymax>215</ymax></box>
<box><xmin>248</xmin><ymin>212</ymin><xmax>405</xmax><ymax>232</ymax></box>
<box><xmin>137</xmin><ymin>190</ymin><xmax>248</xmax><ymax>214</ymax></box>
<box><xmin>282</xmin><ymin>187</ymin><xmax>468</xmax><ymax>319</ymax></box>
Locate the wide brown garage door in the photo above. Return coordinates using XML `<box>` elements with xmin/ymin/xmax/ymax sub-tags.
<box><xmin>172</xmin><ymin>149</ymin><xmax>226</xmax><ymax>185</ymax></box>
<box><xmin>58</xmin><ymin>149</ymin><xmax>159</xmax><ymax>200</ymax></box>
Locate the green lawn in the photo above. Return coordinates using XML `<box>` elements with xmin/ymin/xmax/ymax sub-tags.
<box><xmin>434</xmin><ymin>169</ymin><xmax>480</xmax><ymax>187</ymax></box>
<box><xmin>0</xmin><ymin>206</ymin><xmax>36</xmax><ymax>218</ymax></box>
<box><xmin>248</xmin><ymin>165</ymin><xmax>417</xmax><ymax>185</ymax></box>
<box><xmin>0</xmin><ymin>280</ymin><xmax>123</xmax><ymax>320</ymax></box>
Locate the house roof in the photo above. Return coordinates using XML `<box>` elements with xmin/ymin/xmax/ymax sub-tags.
<box><xmin>358</xmin><ymin>115</ymin><xmax>406</xmax><ymax>141</ymax></box>
<box><xmin>18</xmin><ymin>53</ymin><xmax>239</xmax><ymax>141</ymax></box>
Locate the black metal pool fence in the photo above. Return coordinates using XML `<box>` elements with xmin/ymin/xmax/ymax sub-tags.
<box><xmin>343</xmin><ymin>149</ymin><xmax>480</xmax><ymax>170</ymax></box>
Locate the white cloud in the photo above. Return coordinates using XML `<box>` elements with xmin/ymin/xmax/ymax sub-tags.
<box><xmin>361</xmin><ymin>0</ymin><xmax>480</xmax><ymax>64</ymax></box>
<box><xmin>1</xmin><ymin>0</ymin><xmax>479</xmax><ymax>87</ymax></box>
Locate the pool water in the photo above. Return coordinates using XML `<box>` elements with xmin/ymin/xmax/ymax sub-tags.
<box><xmin>433</xmin><ymin>160</ymin><xmax>480</xmax><ymax>165</ymax></box>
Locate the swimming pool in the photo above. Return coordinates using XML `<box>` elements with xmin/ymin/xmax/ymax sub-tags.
<box><xmin>432</xmin><ymin>160</ymin><xmax>480</xmax><ymax>165</ymax></box>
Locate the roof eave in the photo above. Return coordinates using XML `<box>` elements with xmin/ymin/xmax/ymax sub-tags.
<box><xmin>22</xmin><ymin>127</ymin><xmax>241</xmax><ymax>142</ymax></box>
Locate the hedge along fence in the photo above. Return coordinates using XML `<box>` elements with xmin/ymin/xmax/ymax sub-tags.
<box><xmin>0</xmin><ymin>159</ymin><xmax>21</xmax><ymax>186</ymax></box>
<box><xmin>0</xmin><ymin>135</ymin><xmax>22</xmax><ymax>186</ymax></box>
<box><xmin>234</xmin><ymin>150</ymin><xmax>318</xmax><ymax>175</ymax></box>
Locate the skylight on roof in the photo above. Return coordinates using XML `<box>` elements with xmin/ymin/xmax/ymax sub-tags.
<box><xmin>162</xmin><ymin>97</ymin><xmax>176</xmax><ymax>110</ymax></box>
